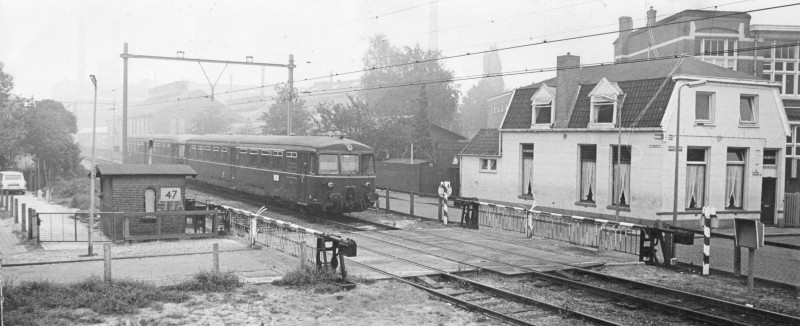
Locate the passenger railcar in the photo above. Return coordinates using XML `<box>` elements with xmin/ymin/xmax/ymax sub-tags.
<box><xmin>126</xmin><ymin>134</ymin><xmax>378</xmax><ymax>213</ymax></box>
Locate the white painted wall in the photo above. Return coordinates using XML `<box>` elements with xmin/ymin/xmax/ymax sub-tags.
<box><xmin>461</xmin><ymin>79</ymin><xmax>789</xmax><ymax>225</ymax></box>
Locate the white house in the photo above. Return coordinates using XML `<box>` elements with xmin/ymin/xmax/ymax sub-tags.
<box><xmin>459</xmin><ymin>54</ymin><xmax>790</xmax><ymax>227</ymax></box>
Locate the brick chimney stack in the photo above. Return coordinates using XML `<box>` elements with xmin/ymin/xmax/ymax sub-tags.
<box><xmin>555</xmin><ymin>53</ymin><xmax>580</xmax><ymax>127</ymax></box>
<box><xmin>619</xmin><ymin>16</ymin><xmax>633</xmax><ymax>38</ymax></box>
<box><xmin>647</xmin><ymin>6</ymin><xmax>656</xmax><ymax>26</ymax></box>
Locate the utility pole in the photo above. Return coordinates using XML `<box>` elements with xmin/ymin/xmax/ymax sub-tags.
<box><xmin>287</xmin><ymin>54</ymin><xmax>295</xmax><ymax>136</ymax></box>
<box><xmin>89</xmin><ymin>75</ymin><xmax>98</xmax><ymax>257</ymax></box>
<box><xmin>120</xmin><ymin>44</ymin><xmax>294</xmax><ymax>140</ymax></box>
<box><xmin>122</xmin><ymin>43</ymin><xmax>129</xmax><ymax>162</ymax></box>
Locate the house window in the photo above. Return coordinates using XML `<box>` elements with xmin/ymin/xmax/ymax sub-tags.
<box><xmin>579</xmin><ymin>145</ymin><xmax>596</xmax><ymax>203</ymax></box>
<box><xmin>144</xmin><ymin>188</ymin><xmax>156</xmax><ymax>213</ymax></box>
<box><xmin>695</xmin><ymin>92</ymin><xmax>714</xmax><ymax>122</ymax></box>
<box><xmin>593</xmin><ymin>102</ymin><xmax>615</xmax><ymax>124</ymax></box>
<box><xmin>521</xmin><ymin>144</ymin><xmax>534</xmax><ymax>195</ymax></box>
<box><xmin>739</xmin><ymin>95</ymin><xmax>757</xmax><ymax>125</ymax></box>
<box><xmin>763</xmin><ymin>149</ymin><xmax>778</xmax><ymax>166</ymax></box>
<box><xmin>725</xmin><ymin>148</ymin><xmax>746</xmax><ymax>209</ymax></box>
<box><xmin>534</xmin><ymin>103</ymin><xmax>552</xmax><ymax>124</ymax></box>
<box><xmin>686</xmin><ymin>148</ymin><xmax>707</xmax><ymax>209</ymax></box>
<box><xmin>611</xmin><ymin>145</ymin><xmax>631</xmax><ymax>207</ymax></box>
<box><xmin>480</xmin><ymin>158</ymin><xmax>497</xmax><ymax>172</ymax></box>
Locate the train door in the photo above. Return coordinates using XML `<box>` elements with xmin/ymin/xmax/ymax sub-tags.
<box><xmin>223</xmin><ymin>147</ymin><xmax>234</xmax><ymax>189</ymax></box>
<box><xmin>297</xmin><ymin>153</ymin><xmax>310</xmax><ymax>205</ymax></box>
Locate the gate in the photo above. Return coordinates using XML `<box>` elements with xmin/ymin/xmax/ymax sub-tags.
<box><xmin>783</xmin><ymin>193</ymin><xmax>800</xmax><ymax>227</ymax></box>
<box><xmin>37</xmin><ymin>212</ymin><xmax>116</xmax><ymax>242</ymax></box>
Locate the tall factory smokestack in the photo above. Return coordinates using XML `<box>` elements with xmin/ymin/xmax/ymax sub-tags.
<box><xmin>429</xmin><ymin>1</ymin><xmax>439</xmax><ymax>51</ymax></box>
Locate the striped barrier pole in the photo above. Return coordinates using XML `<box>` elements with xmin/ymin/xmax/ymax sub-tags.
<box><xmin>438</xmin><ymin>182</ymin><xmax>452</xmax><ymax>225</ymax></box>
<box><xmin>702</xmin><ymin>214</ymin><xmax>711</xmax><ymax>276</ymax></box>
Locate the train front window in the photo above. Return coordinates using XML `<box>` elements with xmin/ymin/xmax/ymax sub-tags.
<box><xmin>360</xmin><ymin>154</ymin><xmax>375</xmax><ymax>175</ymax></box>
<box><xmin>319</xmin><ymin>154</ymin><xmax>339</xmax><ymax>175</ymax></box>
<box><xmin>341</xmin><ymin>155</ymin><xmax>359</xmax><ymax>175</ymax></box>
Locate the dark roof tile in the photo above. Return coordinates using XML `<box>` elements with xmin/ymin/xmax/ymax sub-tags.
<box><xmin>96</xmin><ymin>164</ymin><xmax>197</xmax><ymax>177</ymax></box>
<box><xmin>460</xmin><ymin>129</ymin><xmax>500</xmax><ymax>156</ymax></box>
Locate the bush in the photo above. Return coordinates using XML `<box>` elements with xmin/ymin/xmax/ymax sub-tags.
<box><xmin>2</xmin><ymin>271</ymin><xmax>240</xmax><ymax>324</ymax></box>
<box><xmin>166</xmin><ymin>270</ymin><xmax>242</xmax><ymax>292</ymax></box>
<box><xmin>273</xmin><ymin>265</ymin><xmax>341</xmax><ymax>293</ymax></box>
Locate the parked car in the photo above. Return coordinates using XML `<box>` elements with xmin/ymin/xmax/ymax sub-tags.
<box><xmin>0</xmin><ymin>171</ymin><xmax>27</xmax><ymax>195</ymax></box>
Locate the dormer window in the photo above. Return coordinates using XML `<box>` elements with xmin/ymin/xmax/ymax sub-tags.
<box><xmin>588</xmin><ymin>78</ymin><xmax>623</xmax><ymax>128</ymax></box>
<box><xmin>530</xmin><ymin>84</ymin><xmax>556</xmax><ymax>127</ymax></box>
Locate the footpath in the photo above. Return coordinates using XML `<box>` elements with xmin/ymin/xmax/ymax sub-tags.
<box><xmin>0</xmin><ymin>193</ymin><xmax>294</xmax><ymax>285</ymax></box>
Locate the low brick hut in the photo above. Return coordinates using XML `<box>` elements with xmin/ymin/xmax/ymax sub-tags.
<box><xmin>95</xmin><ymin>164</ymin><xmax>197</xmax><ymax>240</ymax></box>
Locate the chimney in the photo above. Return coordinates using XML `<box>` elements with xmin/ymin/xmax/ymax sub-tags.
<box><xmin>555</xmin><ymin>53</ymin><xmax>580</xmax><ymax>128</ymax></box>
<box><xmin>647</xmin><ymin>6</ymin><xmax>656</xmax><ymax>27</ymax></box>
<box><xmin>619</xmin><ymin>16</ymin><xmax>633</xmax><ymax>38</ymax></box>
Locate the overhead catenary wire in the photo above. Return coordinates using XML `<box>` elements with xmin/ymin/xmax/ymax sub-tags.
<box><xmin>116</xmin><ymin>2</ymin><xmax>798</xmax><ymax>110</ymax></box>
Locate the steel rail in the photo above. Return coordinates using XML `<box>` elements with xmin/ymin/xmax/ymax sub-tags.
<box><xmin>340</xmin><ymin>228</ymin><xmax>784</xmax><ymax>326</ymax></box>
<box><xmin>349</xmin><ymin>246</ymin><xmax>620</xmax><ymax>326</ymax></box>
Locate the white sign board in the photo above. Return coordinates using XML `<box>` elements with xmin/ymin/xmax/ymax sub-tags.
<box><xmin>160</xmin><ymin>187</ymin><xmax>181</xmax><ymax>201</ymax></box>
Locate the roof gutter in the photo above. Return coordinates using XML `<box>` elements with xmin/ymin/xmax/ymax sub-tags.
<box><xmin>671</xmin><ymin>75</ymin><xmax>781</xmax><ymax>88</ymax></box>
<box><xmin>499</xmin><ymin>127</ymin><xmax>662</xmax><ymax>133</ymax></box>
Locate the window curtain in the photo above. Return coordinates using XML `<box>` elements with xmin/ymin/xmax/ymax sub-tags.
<box><xmin>580</xmin><ymin>161</ymin><xmax>596</xmax><ymax>202</ymax></box>
<box><xmin>726</xmin><ymin>165</ymin><xmax>744</xmax><ymax>208</ymax></box>
<box><xmin>614</xmin><ymin>163</ymin><xmax>631</xmax><ymax>206</ymax></box>
<box><xmin>685</xmin><ymin>165</ymin><xmax>705</xmax><ymax>208</ymax></box>
<box><xmin>522</xmin><ymin>157</ymin><xmax>533</xmax><ymax>195</ymax></box>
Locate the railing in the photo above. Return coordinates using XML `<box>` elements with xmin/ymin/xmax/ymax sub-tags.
<box><xmin>188</xmin><ymin>199</ymin><xmax>357</xmax><ymax>278</ymax></box>
<box><xmin>475</xmin><ymin>201</ymin><xmax>643</xmax><ymax>256</ymax></box>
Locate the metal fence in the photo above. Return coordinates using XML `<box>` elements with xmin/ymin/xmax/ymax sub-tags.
<box><xmin>38</xmin><ymin>212</ymin><xmax>110</xmax><ymax>242</ymax></box>
<box><xmin>477</xmin><ymin>203</ymin><xmax>642</xmax><ymax>256</ymax></box>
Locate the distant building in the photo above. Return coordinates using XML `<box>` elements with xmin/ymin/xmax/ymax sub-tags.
<box><xmin>614</xmin><ymin>7</ymin><xmax>800</xmax><ymax>193</ymax></box>
<box><xmin>460</xmin><ymin>54</ymin><xmax>789</xmax><ymax>227</ymax></box>
<box><xmin>126</xmin><ymin>81</ymin><xmax>243</xmax><ymax>135</ymax></box>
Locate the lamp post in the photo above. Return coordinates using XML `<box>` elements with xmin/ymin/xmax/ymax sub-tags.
<box><xmin>671</xmin><ymin>79</ymin><xmax>707</xmax><ymax>259</ymax></box>
<box><xmin>88</xmin><ymin>75</ymin><xmax>97</xmax><ymax>257</ymax></box>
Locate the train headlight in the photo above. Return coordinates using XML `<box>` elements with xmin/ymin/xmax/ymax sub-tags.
<box><xmin>327</xmin><ymin>182</ymin><xmax>335</xmax><ymax>188</ymax></box>
<box><xmin>365</xmin><ymin>182</ymin><xmax>372</xmax><ymax>188</ymax></box>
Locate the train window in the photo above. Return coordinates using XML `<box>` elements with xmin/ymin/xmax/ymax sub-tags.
<box><xmin>212</xmin><ymin>146</ymin><xmax>219</xmax><ymax>151</ymax></box>
<box><xmin>319</xmin><ymin>154</ymin><xmax>339</xmax><ymax>175</ymax></box>
<box><xmin>239</xmin><ymin>148</ymin><xmax>247</xmax><ymax>154</ymax></box>
<box><xmin>360</xmin><ymin>154</ymin><xmax>376</xmax><ymax>174</ymax></box>
<box><xmin>286</xmin><ymin>152</ymin><xmax>297</xmax><ymax>172</ymax></box>
<box><xmin>273</xmin><ymin>151</ymin><xmax>283</xmax><ymax>157</ymax></box>
<box><xmin>341</xmin><ymin>155</ymin><xmax>359</xmax><ymax>175</ymax></box>
<box><xmin>219</xmin><ymin>147</ymin><xmax>228</xmax><ymax>162</ymax></box>
<box><xmin>261</xmin><ymin>150</ymin><xmax>271</xmax><ymax>156</ymax></box>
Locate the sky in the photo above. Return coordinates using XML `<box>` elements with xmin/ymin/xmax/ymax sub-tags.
<box><xmin>2</xmin><ymin>0</ymin><xmax>800</xmax><ymax>107</ymax></box>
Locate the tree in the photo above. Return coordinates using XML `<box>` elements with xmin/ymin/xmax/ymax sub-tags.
<box><xmin>459</xmin><ymin>77</ymin><xmax>505</xmax><ymax>137</ymax></box>
<box><xmin>315</xmin><ymin>95</ymin><xmax>434</xmax><ymax>160</ymax></box>
<box><xmin>188</xmin><ymin>105</ymin><xmax>234</xmax><ymax>134</ymax></box>
<box><xmin>21</xmin><ymin>99</ymin><xmax>82</xmax><ymax>176</ymax></box>
<box><xmin>234</xmin><ymin>119</ymin><xmax>260</xmax><ymax>135</ymax></box>
<box><xmin>0</xmin><ymin>62</ymin><xmax>13</xmax><ymax>105</ymax></box>
<box><xmin>359</xmin><ymin>34</ymin><xmax>459</xmax><ymax>129</ymax></box>
<box><xmin>314</xmin><ymin>95</ymin><xmax>379</xmax><ymax>144</ymax></box>
<box><xmin>260</xmin><ymin>84</ymin><xmax>313</xmax><ymax>135</ymax></box>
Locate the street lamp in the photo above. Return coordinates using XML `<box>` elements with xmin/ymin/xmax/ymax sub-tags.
<box><xmin>88</xmin><ymin>75</ymin><xmax>98</xmax><ymax>256</ymax></box>
<box><xmin>671</xmin><ymin>79</ymin><xmax>707</xmax><ymax>260</ymax></box>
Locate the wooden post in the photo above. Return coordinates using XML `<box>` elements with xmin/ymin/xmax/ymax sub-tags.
<box><xmin>249</xmin><ymin>217</ymin><xmax>257</xmax><ymax>245</ymax></box>
<box><xmin>212</xmin><ymin>211</ymin><xmax>218</xmax><ymax>235</ymax></box>
<box><xmin>20</xmin><ymin>203</ymin><xmax>26</xmax><ymax>233</ymax></box>
<box><xmin>733</xmin><ymin>245</ymin><xmax>742</xmax><ymax>276</ymax></box>
<box><xmin>104</xmin><ymin>243</ymin><xmax>112</xmax><ymax>282</ymax></box>
<box><xmin>409</xmin><ymin>193</ymin><xmax>415</xmax><ymax>217</ymax></box>
<box><xmin>213</xmin><ymin>243</ymin><xmax>220</xmax><ymax>273</ymax></box>
<box><xmin>13</xmin><ymin>197</ymin><xmax>18</xmax><ymax>224</ymax></box>
<box><xmin>747</xmin><ymin>248</ymin><xmax>755</xmax><ymax>293</ymax></box>
<box><xmin>437</xmin><ymin>197</ymin><xmax>443</xmax><ymax>222</ymax></box>
<box><xmin>300</xmin><ymin>240</ymin><xmax>307</xmax><ymax>268</ymax></box>
<box><xmin>385</xmin><ymin>189</ymin><xmax>390</xmax><ymax>211</ymax></box>
<box><xmin>29</xmin><ymin>209</ymin><xmax>36</xmax><ymax>242</ymax></box>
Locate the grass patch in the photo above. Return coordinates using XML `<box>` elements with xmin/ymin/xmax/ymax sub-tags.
<box><xmin>2</xmin><ymin>271</ymin><xmax>240</xmax><ymax>325</ymax></box>
<box><xmin>273</xmin><ymin>265</ymin><xmax>342</xmax><ymax>293</ymax></box>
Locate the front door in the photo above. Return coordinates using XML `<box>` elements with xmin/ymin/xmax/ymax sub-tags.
<box><xmin>761</xmin><ymin>177</ymin><xmax>777</xmax><ymax>225</ymax></box>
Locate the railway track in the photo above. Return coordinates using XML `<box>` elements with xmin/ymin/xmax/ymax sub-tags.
<box><xmin>189</xmin><ymin>186</ymin><xmax>800</xmax><ymax>325</ymax></box>
<box><xmin>324</xmin><ymin>223</ymin><xmax>800</xmax><ymax>325</ymax></box>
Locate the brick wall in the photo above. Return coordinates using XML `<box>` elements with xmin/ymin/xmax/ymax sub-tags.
<box><xmin>104</xmin><ymin>175</ymin><xmax>188</xmax><ymax>237</ymax></box>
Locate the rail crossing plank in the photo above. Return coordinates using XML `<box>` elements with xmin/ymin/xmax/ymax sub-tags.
<box><xmin>378</xmin><ymin>230</ymin><xmax>583</xmax><ymax>273</ymax></box>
